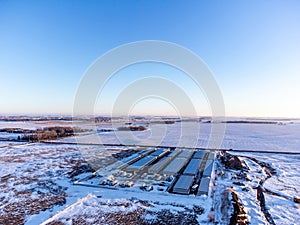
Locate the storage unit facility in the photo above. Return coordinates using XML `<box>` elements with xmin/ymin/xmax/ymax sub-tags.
<box><xmin>177</xmin><ymin>150</ymin><xmax>194</xmax><ymax>159</ymax></box>
<box><xmin>172</xmin><ymin>175</ymin><xmax>194</xmax><ymax>195</ymax></box>
<box><xmin>126</xmin><ymin>155</ymin><xmax>156</xmax><ymax>172</ymax></box>
<box><xmin>151</xmin><ymin>148</ymin><xmax>170</xmax><ymax>157</ymax></box>
<box><xmin>117</xmin><ymin>154</ymin><xmax>142</xmax><ymax>170</ymax></box>
<box><xmin>162</xmin><ymin>157</ymin><xmax>189</xmax><ymax>175</ymax></box>
<box><xmin>193</xmin><ymin>151</ymin><xmax>206</xmax><ymax>159</ymax></box>
<box><xmin>207</xmin><ymin>152</ymin><xmax>215</xmax><ymax>160</ymax></box>
<box><xmin>197</xmin><ymin>177</ymin><xmax>211</xmax><ymax>196</ymax></box>
<box><xmin>203</xmin><ymin>160</ymin><xmax>214</xmax><ymax>177</ymax></box>
<box><xmin>183</xmin><ymin>159</ymin><xmax>202</xmax><ymax>176</ymax></box>
<box><xmin>148</xmin><ymin>157</ymin><xmax>172</xmax><ymax>174</ymax></box>
<box><xmin>168</xmin><ymin>148</ymin><xmax>182</xmax><ymax>158</ymax></box>
<box><xmin>118</xmin><ymin>148</ymin><xmax>154</xmax><ymax>170</ymax></box>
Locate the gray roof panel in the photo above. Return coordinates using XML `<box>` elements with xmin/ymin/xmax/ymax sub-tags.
<box><xmin>126</xmin><ymin>155</ymin><xmax>156</xmax><ymax>171</ymax></box>
<box><xmin>183</xmin><ymin>159</ymin><xmax>202</xmax><ymax>175</ymax></box>
<box><xmin>197</xmin><ymin>177</ymin><xmax>211</xmax><ymax>195</ymax></box>
<box><xmin>151</xmin><ymin>148</ymin><xmax>169</xmax><ymax>157</ymax></box>
<box><xmin>162</xmin><ymin>157</ymin><xmax>189</xmax><ymax>175</ymax></box>
<box><xmin>168</xmin><ymin>149</ymin><xmax>182</xmax><ymax>157</ymax></box>
<box><xmin>131</xmin><ymin>155</ymin><xmax>156</xmax><ymax>167</ymax></box>
<box><xmin>177</xmin><ymin>150</ymin><xmax>194</xmax><ymax>159</ymax></box>
<box><xmin>173</xmin><ymin>175</ymin><xmax>194</xmax><ymax>195</ymax></box>
<box><xmin>207</xmin><ymin>152</ymin><xmax>215</xmax><ymax>160</ymax></box>
<box><xmin>203</xmin><ymin>160</ymin><xmax>214</xmax><ymax>177</ymax></box>
<box><xmin>193</xmin><ymin>151</ymin><xmax>206</xmax><ymax>159</ymax></box>
<box><xmin>148</xmin><ymin>157</ymin><xmax>172</xmax><ymax>174</ymax></box>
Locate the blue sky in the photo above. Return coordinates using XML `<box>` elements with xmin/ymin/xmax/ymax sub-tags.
<box><xmin>0</xmin><ymin>1</ymin><xmax>299</xmax><ymax>117</ymax></box>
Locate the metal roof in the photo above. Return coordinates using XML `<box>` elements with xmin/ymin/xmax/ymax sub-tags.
<box><xmin>151</xmin><ymin>148</ymin><xmax>169</xmax><ymax>157</ymax></box>
<box><xmin>118</xmin><ymin>149</ymin><xmax>154</xmax><ymax>169</ymax></box>
<box><xmin>183</xmin><ymin>159</ymin><xmax>202</xmax><ymax>175</ymax></box>
<box><xmin>132</xmin><ymin>155</ymin><xmax>156</xmax><ymax>167</ymax></box>
<box><xmin>177</xmin><ymin>150</ymin><xmax>194</xmax><ymax>159</ymax></box>
<box><xmin>126</xmin><ymin>155</ymin><xmax>156</xmax><ymax>171</ymax></box>
<box><xmin>193</xmin><ymin>151</ymin><xmax>206</xmax><ymax>159</ymax></box>
<box><xmin>121</xmin><ymin>153</ymin><xmax>140</xmax><ymax>164</ymax></box>
<box><xmin>148</xmin><ymin>157</ymin><xmax>172</xmax><ymax>174</ymax></box>
<box><xmin>168</xmin><ymin>149</ymin><xmax>182</xmax><ymax>157</ymax></box>
<box><xmin>203</xmin><ymin>160</ymin><xmax>213</xmax><ymax>177</ymax></box>
<box><xmin>197</xmin><ymin>177</ymin><xmax>211</xmax><ymax>196</ymax></box>
<box><xmin>207</xmin><ymin>152</ymin><xmax>215</xmax><ymax>160</ymax></box>
<box><xmin>173</xmin><ymin>175</ymin><xmax>194</xmax><ymax>195</ymax></box>
<box><xmin>162</xmin><ymin>157</ymin><xmax>189</xmax><ymax>175</ymax></box>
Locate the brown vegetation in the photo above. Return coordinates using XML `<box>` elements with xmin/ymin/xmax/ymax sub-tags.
<box><xmin>256</xmin><ymin>186</ymin><xmax>275</xmax><ymax>225</ymax></box>
<box><xmin>21</xmin><ymin>126</ymin><xmax>86</xmax><ymax>141</ymax></box>
<box><xmin>0</xmin><ymin>193</ymin><xmax>67</xmax><ymax>225</ymax></box>
<box><xmin>219</xmin><ymin>151</ymin><xmax>244</xmax><ymax>170</ymax></box>
<box><xmin>0</xmin><ymin>128</ymin><xmax>33</xmax><ymax>134</ymax></box>
<box><xmin>230</xmin><ymin>190</ymin><xmax>249</xmax><ymax>225</ymax></box>
<box><xmin>117</xmin><ymin>126</ymin><xmax>147</xmax><ymax>131</ymax></box>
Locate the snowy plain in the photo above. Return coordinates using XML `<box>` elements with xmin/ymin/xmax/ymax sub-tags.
<box><xmin>57</xmin><ymin>121</ymin><xmax>300</xmax><ymax>152</ymax></box>
<box><xmin>0</xmin><ymin>119</ymin><xmax>299</xmax><ymax>224</ymax></box>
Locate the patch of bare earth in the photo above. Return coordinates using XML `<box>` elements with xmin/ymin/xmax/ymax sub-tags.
<box><xmin>0</xmin><ymin>193</ymin><xmax>66</xmax><ymax>225</ymax></box>
<box><xmin>67</xmin><ymin>208</ymin><xmax>146</xmax><ymax>225</ymax></box>
<box><xmin>46</xmin><ymin>208</ymin><xmax>200</xmax><ymax>225</ymax></box>
<box><xmin>230</xmin><ymin>190</ymin><xmax>249</xmax><ymax>225</ymax></box>
<box><xmin>44</xmin><ymin>198</ymin><xmax>202</xmax><ymax>225</ymax></box>
<box><xmin>0</xmin><ymin>144</ymin><xmax>88</xmax><ymax>225</ymax></box>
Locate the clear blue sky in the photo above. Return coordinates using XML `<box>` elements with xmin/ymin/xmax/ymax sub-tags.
<box><xmin>0</xmin><ymin>0</ymin><xmax>299</xmax><ymax>117</ymax></box>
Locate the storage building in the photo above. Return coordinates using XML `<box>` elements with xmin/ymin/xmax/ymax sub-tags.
<box><xmin>126</xmin><ymin>155</ymin><xmax>156</xmax><ymax>172</ymax></box>
<box><xmin>148</xmin><ymin>157</ymin><xmax>172</xmax><ymax>174</ymax></box>
<box><xmin>207</xmin><ymin>152</ymin><xmax>215</xmax><ymax>160</ymax></box>
<box><xmin>197</xmin><ymin>177</ymin><xmax>211</xmax><ymax>196</ymax></box>
<box><xmin>168</xmin><ymin>149</ymin><xmax>182</xmax><ymax>158</ymax></box>
<box><xmin>117</xmin><ymin>149</ymin><xmax>153</xmax><ymax>170</ymax></box>
<box><xmin>203</xmin><ymin>160</ymin><xmax>214</xmax><ymax>177</ymax></box>
<box><xmin>162</xmin><ymin>157</ymin><xmax>189</xmax><ymax>175</ymax></box>
<box><xmin>177</xmin><ymin>150</ymin><xmax>194</xmax><ymax>159</ymax></box>
<box><xmin>193</xmin><ymin>151</ymin><xmax>206</xmax><ymax>159</ymax></box>
<box><xmin>151</xmin><ymin>148</ymin><xmax>170</xmax><ymax>157</ymax></box>
<box><xmin>183</xmin><ymin>159</ymin><xmax>202</xmax><ymax>176</ymax></box>
<box><xmin>172</xmin><ymin>175</ymin><xmax>194</xmax><ymax>195</ymax></box>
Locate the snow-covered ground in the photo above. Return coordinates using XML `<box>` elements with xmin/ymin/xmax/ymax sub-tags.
<box><xmin>50</xmin><ymin>121</ymin><xmax>300</xmax><ymax>157</ymax></box>
<box><xmin>239</xmin><ymin>152</ymin><xmax>300</xmax><ymax>225</ymax></box>
<box><xmin>0</xmin><ymin>143</ymin><xmax>84</xmax><ymax>224</ymax></box>
<box><xmin>0</xmin><ymin>119</ymin><xmax>299</xmax><ymax>224</ymax></box>
<box><xmin>213</xmin><ymin>151</ymin><xmax>300</xmax><ymax>225</ymax></box>
<box><xmin>2</xmin><ymin>119</ymin><xmax>300</xmax><ymax>152</ymax></box>
<box><xmin>0</xmin><ymin>142</ymin><xmax>212</xmax><ymax>224</ymax></box>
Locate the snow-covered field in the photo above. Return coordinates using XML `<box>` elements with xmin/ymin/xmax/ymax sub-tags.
<box><xmin>214</xmin><ymin>151</ymin><xmax>300</xmax><ymax>225</ymax></box>
<box><xmin>54</xmin><ymin>121</ymin><xmax>300</xmax><ymax>152</ymax></box>
<box><xmin>0</xmin><ymin>119</ymin><xmax>299</xmax><ymax>224</ymax></box>
<box><xmin>0</xmin><ymin>143</ymin><xmax>84</xmax><ymax>224</ymax></box>
<box><xmin>0</xmin><ymin>142</ymin><xmax>212</xmax><ymax>225</ymax></box>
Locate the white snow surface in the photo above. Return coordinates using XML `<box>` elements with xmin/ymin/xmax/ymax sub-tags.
<box><xmin>0</xmin><ymin>119</ymin><xmax>300</xmax><ymax>224</ymax></box>
<box><xmin>55</xmin><ymin>121</ymin><xmax>300</xmax><ymax>152</ymax></box>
